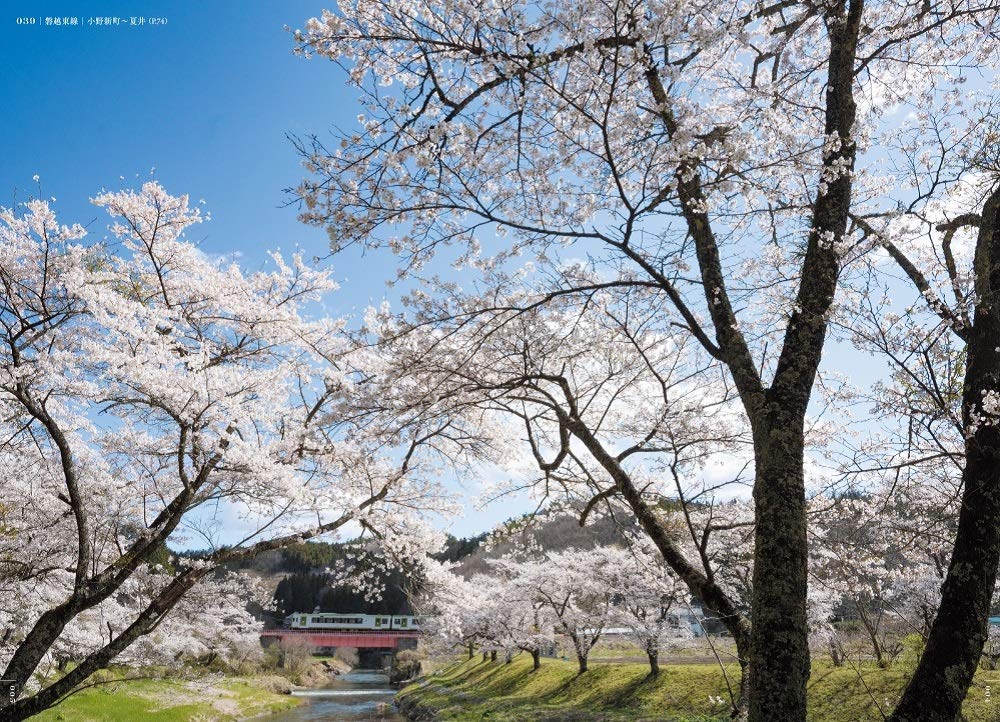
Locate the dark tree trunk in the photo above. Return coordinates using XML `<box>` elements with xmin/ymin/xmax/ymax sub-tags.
<box><xmin>642</xmin><ymin>5</ymin><xmax>860</xmax><ymax>717</ymax></box>
<box><xmin>482</xmin><ymin>651</ymin><xmax>489</xmax><ymax>662</ymax></box>
<box><xmin>0</xmin><ymin>474</ymin><xmax>204</xmax><ymax>705</ymax></box>
<box><xmin>747</xmin><ymin>429</ymin><xmax>810</xmax><ymax>721</ymax></box>
<box><xmin>890</xmin><ymin>190</ymin><xmax>1000</xmax><ymax>721</ymax></box>
<box><xmin>743</xmin><ymin>2</ymin><xmax>862</xmax><ymax>719</ymax></box>
<box><xmin>531</xmin><ymin>649</ymin><xmax>540</xmax><ymax>670</ymax></box>
<box><xmin>1</xmin><ymin>602</ymin><xmax>81</xmax><ymax>702</ymax></box>
<box><xmin>490</xmin><ymin>650</ymin><xmax>497</xmax><ymax>662</ymax></box>
<box><xmin>467</xmin><ymin>644</ymin><xmax>474</xmax><ymax>660</ymax></box>
<box><xmin>647</xmin><ymin>646</ymin><xmax>660</xmax><ymax>678</ymax></box>
<box><xmin>577</xmin><ymin>652</ymin><xmax>588</xmax><ymax>674</ymax></box>
<box><xmin>0</xmin><ymin>495</ymin><xmax>365</xmax><ymax>719</ymax></box>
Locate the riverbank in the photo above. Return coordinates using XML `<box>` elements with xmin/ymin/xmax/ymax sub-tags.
<box><xmin>29</xmin><ymin>655</ymin><xmax>355</xmax><ymax>721</ymax></box>
<box><xmin>30</xmin><ymin>674</ymin><xmax>301</xmax><ymax>721</ymax></box>
<box><xmin>395</xmin><ymin>656</ymin><xmax>1000</xmax><ymax>721</ymax></box>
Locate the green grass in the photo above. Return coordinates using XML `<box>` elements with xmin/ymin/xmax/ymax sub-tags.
<box><xmin>398</xmin><ymin>655</ymin><xmax>1000</xmax><ymax>721</ymax></box>
<box><xmin>30</xmin><ymin>675</ymin><xmax>299</xmax><ymax>722</ymax></box>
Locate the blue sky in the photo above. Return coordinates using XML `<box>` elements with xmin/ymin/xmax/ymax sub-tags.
<box><xmin>2</xmin><ymin>1</ymin><xmax>529</xmax><ymax>539</ymax></box>
<box><xmin>1</xmin><ymin>1</ymin><xmax>372</xmax><ymax>282</ymax></box>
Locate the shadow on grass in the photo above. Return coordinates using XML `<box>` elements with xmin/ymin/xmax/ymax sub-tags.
<box><xmin>805</xmin><ymin>664</ymin><xmax>905</xmax><ymax>719</ymax></box>
<box><xmin>532</xmin><ymin>665</ymin><xmax>633</xmax><ymax>707</ymax></box>
<box><xmin>600</xmin><ymin>672</ymin><xmax>662</xmax><ymax>708</ymax></box>
<box><xmin>455</xmin><ymin>661</ymin><xmax>544</xmax><ymax>699</ymax></box>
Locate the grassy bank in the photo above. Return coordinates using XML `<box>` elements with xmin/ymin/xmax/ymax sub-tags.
<box><xmin>397</xmin><ymin>656</ymin><xmax>1000</xmax><ymax>721</ymax></box>
<box><xmin>30</xmin><ymin>675</ymin><xmax>300</xmax><ymax>722</ymax></box>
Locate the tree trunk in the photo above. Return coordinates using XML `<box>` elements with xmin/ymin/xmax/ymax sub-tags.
<box><xmin>1</xmin><ymin>602</ymin><xmax>82</xmax><ymax>701</ymax></box>
<box><xmin>746</xmin><ymin>428</ymin><xmax>810</xmax><ymax>722</ymax></box>
<box><xmin>467</xmin><ymin>644</ymin><xmax>474</xmax><ymax>660</ymax></box>
<box><xmin>857</xmin><ymin>605</ymin><xmax>887</xmax><ymax>669</ymax></box>
<box><xmin>531</xmin><ymin>649</ymin><xmax>540</xmax><ymax>670</ymax></box>
<box><xmin>490</xmin><ymin>650</ymin><xmax>497</xmax><ymax>662</ymax></box>
<box><xmin>647</xmin><ymin>646</ymin><xmax>660</xmax><ymax>678</ymax></box>
<box><xmin>482</xmin><ymin>651</ymin><xmax>489</xmax><ymax>662</ymax></box>
<box><xmin>829</xmin><ymin>637</ymin><xmax>844</xmax><ymax>668</ymax></box>
<box><xmin>742</xmin><ymin>2</ymin><xmax>863</xmax><ymax>715</ymax></box>
<box><xmin>890</xmin><ymin>189</ymin><xmax>1000</xmax><ymax>721</ymax></box>
<box><xmin>577</xmin><ymin>652</ymin><xmax>588</xmax><ymax>674</ymax></box>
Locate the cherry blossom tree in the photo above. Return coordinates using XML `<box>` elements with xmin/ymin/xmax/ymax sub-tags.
<box><xmin>504</xmin><ymin>548</ymin><xmax>617</xmax><ymax>674</ymax></box>
<box><xmin>838</xmin><ymin>94</ymin><xmax>1000</xmax><ymax>713</ymax></box>
<box><xmin>108</xmin><ymin>571</ymin><xmax>270</xmax><ymax>672</ymax></box>
<box><xmin>292</xmin><ymin>1</ymin><xmax>1000</xmax><ymax>718</ymax></box>
<box><xmin>412</xmin><ymin>561</ymin><xmax>490</xmax><ymax>660</ymax></box>
<box><xmin>600</xmin><ymin>542</ymin><xmax>692</xmax><ymax>677</ymax></box>
<box><xmin>490</xmin><ymin>585</ymin><xmax>554</xmax><ymax>669</ymax></box>
<box><xmin>810</xmin><ymin>497</ymin><xmax>913</xmax><ymax>668</ymax></box>
<box><xmin>424</xmin><ymin>539</ymin><xmax>706</xmax><ymax>677</ymax></box>
<box><xmin>356</xmin><ymin>283</ymin><xmax>757</xmax><ymax>712</ymax></box>
<box><xmin>0</xmin><ymin>184</ymin><xmax>448</xmax><ymax>720</ymax></box>
<box><xmin>806</xmin><ymin>577</ymin><xmax>843</xmax><ymax>667</ymax></box>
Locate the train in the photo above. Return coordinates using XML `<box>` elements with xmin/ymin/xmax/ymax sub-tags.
<box><xmin>283</xmin><ymin>611</ymin><xmax>423</xmax><ymax>631</ymax></box>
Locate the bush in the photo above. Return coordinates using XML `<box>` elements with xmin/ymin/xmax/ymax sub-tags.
<box><xmin>274</xmin><ymin>637</ymin><xmax>317</xmax><ymax>682</ymax></box>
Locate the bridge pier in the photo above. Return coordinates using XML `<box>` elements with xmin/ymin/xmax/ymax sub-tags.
<box><xmin>356</xmin><ymin>648</ymin><xmax>392</xmax><ymax>669</ymax></box>
<box><xmin>259</xmin><ymin>629</ymin><xmax>421</xmax><ymax>672</ymax></box>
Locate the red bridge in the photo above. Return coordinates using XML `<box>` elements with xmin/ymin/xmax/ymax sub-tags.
<box><xmin>260</xmin><ymin>629</ymin><xmax>421</xmax><ymax>649</ymax></box>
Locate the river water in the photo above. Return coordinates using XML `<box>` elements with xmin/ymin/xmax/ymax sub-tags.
<box><xmin>262</xmin><ymin>670</ymin><xmax>404</xmax><ymax>722</ymax></box>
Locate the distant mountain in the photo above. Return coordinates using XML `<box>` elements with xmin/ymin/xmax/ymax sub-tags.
<box><xmin>188</xmin><ymin>533</ymin><xmax>486</xmax><ymax>624</ymax></box>
<box><xmin>451</xmin><ymin>507</ymin><xmax>646</xmax><ymax>577</ymax></box>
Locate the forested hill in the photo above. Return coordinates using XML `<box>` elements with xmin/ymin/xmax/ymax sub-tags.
<box><xmin>179</xmin><ymin>510</ymin><xmax>630</xmax><ymax>624</ymax></box>
<box><xmin>452</xmin><ymin>509</ymin><xmax>645</xmax><ymax>577</ymax></box>
<box><xmin>204</xmin><ymin>533</ymin><xmax>487</xmax><ymax>622</ymax></box>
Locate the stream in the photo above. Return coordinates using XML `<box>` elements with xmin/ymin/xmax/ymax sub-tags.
<box><xmin>262</xmin><ymin>670</ymin><xmax>405</xmax><ymax>721</ymax></box>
